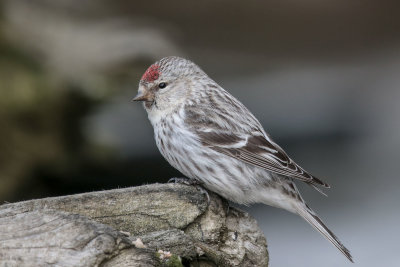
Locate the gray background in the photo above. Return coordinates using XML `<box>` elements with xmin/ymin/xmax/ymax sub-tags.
<box><xmin>1</xmin><ymin>1</ymin><xmax>399</xmax><ymax>266</ymax></box>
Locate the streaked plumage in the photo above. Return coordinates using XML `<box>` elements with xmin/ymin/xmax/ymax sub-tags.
<box><xmin>133</xmin><ymin>56</ymin><xmax>353</xmax><ymax>262</ymax></box>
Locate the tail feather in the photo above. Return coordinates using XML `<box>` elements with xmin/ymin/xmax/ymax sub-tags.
<box><xmin>311</xmin><ymin>184</ymin><xmax>328</xmax><ymax>197</ymax></box>
<box><xmin>295</xmin><ymin>204</ymin><xmax>353</xmax><ymax>262</ymax></box>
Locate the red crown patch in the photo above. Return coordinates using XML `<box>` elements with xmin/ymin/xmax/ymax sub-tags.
<box><xmin>141</xmin><ymin>64</ymin><xmax>160</xmax><ymax>82</ymax></box>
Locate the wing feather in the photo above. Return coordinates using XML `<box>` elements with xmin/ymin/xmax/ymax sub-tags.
<box><xmin>184</xmin><ymin>92</ymin><xmax>329</xmax><ymax>188</ymax></box>
<box><xmin>199</xmin><ymin>132</ymin><xmax>329</xmax><ymax>187</ymax></box>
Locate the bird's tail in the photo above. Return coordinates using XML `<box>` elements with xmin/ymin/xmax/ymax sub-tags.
<box><xmin>294</xmin><ymin>203</ymin><xmax>353</xmax><ymax>262</ymax></box>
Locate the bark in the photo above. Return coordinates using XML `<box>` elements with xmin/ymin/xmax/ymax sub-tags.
<box><xmin>0</xmin><ymin>183</ymin><xmax>268</xmax><ymax>266</ymax></box>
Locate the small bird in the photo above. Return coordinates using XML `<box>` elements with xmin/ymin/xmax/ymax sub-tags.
<box><xmin>133</xmin><ymin>56</ymin><xmax>353</xmax><ymax>262</ymax></box>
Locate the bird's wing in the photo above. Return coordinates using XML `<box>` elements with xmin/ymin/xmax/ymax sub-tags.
<box><xmin>184</xmin><ymin>97</ymin><xmax>329</xmax><ymax>188</ymax></box>
<box><xmin>197</xmin><ymin>130</ymin><xmax>329</xmax><ymax>187</ymax></box>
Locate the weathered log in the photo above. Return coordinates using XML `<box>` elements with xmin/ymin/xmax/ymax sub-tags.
<box><xmin>0</xmin><ymin>183</ymin><xmax>268</xmax><ymax>266</ymax></box>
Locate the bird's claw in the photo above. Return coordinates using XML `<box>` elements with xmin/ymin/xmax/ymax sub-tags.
<box><xmin>197</xmin><ymin>186</ymin><xmax>210</xmax><ymax>206</ymax></box>
<box><xmin>168</xmin><ymin>177</ymin><xmax>202</xmax><ymax>186</ymax></box>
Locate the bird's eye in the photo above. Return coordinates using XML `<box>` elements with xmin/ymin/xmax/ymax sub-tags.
<box><xmin>158</xmin><ymin>82</ymin><xmax>167</xmax><ymax>89</ymax></box>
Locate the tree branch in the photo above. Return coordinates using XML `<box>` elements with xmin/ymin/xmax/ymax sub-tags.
<box><xmin>0</xmin><ymin>183</ymin><xmax>268</xmax><ymax>266</ymax></box>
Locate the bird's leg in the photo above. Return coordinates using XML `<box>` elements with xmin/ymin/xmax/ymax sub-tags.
<box><xmin>168</xmin><ymin>177</ymin><xmax>210</xmax><ymax>205</ymax></box>
<box><xmin>221</xmin><ymin>197</ymin><xmax>231</xmax><ymax>215</ymax></box>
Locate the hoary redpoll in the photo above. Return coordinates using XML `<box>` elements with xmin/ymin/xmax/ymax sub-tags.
<box><xmin>133</xmin><ymin>56</ymin><xmax>353</xmax><ymax>262</ymax></box>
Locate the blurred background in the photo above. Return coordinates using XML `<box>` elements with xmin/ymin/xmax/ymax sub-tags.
<box><xmin>0</xmin><ymin>0</ymin><xmax>399</xmax><ymax>266</ymax></box>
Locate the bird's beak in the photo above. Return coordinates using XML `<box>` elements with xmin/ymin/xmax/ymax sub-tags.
<box><xmin>132</xmin><ymin>88</ymin><xmax>152</xmax><ymax>102</ymax></box>
<box><xmin>132</xmin><ymin>92</ymin><xmax>147</xmax><ymax>101</ymax></box>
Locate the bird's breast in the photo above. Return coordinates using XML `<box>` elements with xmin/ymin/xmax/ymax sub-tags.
<box><xmin>153</xmin><ymin>113</ymin><xmax>199</xmax><ymax>172</ymax></box>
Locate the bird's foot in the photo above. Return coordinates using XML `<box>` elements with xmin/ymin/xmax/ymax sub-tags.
<box><xmin>168</xmin><ymin>177</ymin><xmax>210</xmax><ymax>205</ymax></box>
<box><xmin>168</xmin><ymin>177</ymin><xmax>202</xmax><ymax>186</ymax></box>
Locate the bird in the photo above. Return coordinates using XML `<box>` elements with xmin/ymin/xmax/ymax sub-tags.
<box><xmin>133</xmin><ymin>56</ymin><xmax>353</xmax><ymax>262</ymax></box>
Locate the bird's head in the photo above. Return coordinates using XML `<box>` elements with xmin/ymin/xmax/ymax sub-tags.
<box><xmin>133</xmin><ymin>56</ymin><xmax>208</xmax><ymax>113</ymax></box>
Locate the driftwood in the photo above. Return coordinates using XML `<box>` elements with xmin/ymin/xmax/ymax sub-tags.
<box><xmin>0</xmin><ymin>183</ymin><xmax>268</xmax><ymax>266</ymax></box>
